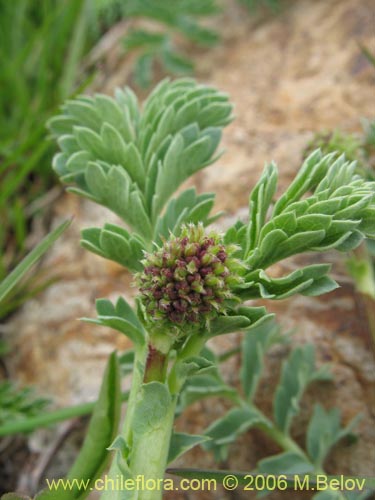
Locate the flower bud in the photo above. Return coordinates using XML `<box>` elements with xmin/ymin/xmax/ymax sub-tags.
<box><xmin>136</xmin><ymin>223</ymin><xmax>243</xmax><ymax>340</ymax></box>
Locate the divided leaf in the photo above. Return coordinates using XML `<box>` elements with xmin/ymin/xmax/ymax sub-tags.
<box><xmin>241</xmin><ymin>320</ymin><xmax>282</xmax><ymax>400</ymax></box>
<box><xmin>168</xmin><ymin>432</ymin><xmax>210</xmax><ymax>464</ymax></box>
<box><xmin>81</xmin><ymin>297</ymin><xmax>147</xmax><ymax>345</ymax></box>
<box><xmin>203</xmin><ymin>406</ymin><xmax>271</xmax><ymax>462</ymax></box>
<box><xmin>48</xmin><ymin>79</ymin><xmax>233</xmax><ymax>248</ymax></box>
<box><xmin>81</xmin><ymin>223</ymin><xmax>145</xmax><ymax>272</ymax></box>
<box><xmin>258</xmin><ymin>451</ymin><xmax>314</xmax><ymax>474</ymax></box>
<box><xmin>273</xmin><ymin>345</ymin><xmax>332</xmax><ymax>435</ymax></box>
<box><xmin>236</xmin><ymin>264</ymin><xmax>338</xmax><ymax>301</ymax></box>
<box><xmin>306</xmin><ymin>404</ymin><xmax>360</xmax><ymax>468</ymax></box>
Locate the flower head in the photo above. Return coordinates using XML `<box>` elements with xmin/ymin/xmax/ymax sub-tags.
<box><xmin>136</xmin><ymin>224</ymin><xmax>243</xmax><ymax>340</ymax></box>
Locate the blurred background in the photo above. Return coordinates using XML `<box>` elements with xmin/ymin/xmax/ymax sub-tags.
<box><xmin>0</xmin><ymin>0</ymin><xmax>374</xmax><ymax>498</ymax></box>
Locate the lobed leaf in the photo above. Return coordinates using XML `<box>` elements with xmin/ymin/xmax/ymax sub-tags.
<box><xmin>273</xmin><ymin>345</ymin><xmax>332</xmax><ymax>435</ymax></box>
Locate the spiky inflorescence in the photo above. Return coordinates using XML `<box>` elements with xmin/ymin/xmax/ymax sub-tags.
<box><xmin>136</xmin><ymin>224</ymin><xmax>243</xmax><ymax>338</ymax></box>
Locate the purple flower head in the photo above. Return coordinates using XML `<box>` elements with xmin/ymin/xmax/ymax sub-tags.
<box><xmin>136</xmin><ymin>223</ymin><xmax>243</xmax><ymax>337</ymax></box>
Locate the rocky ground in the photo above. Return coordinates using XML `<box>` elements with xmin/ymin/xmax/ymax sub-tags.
<box><xmin>1</xmin><ymin>0</ymin><xmax>375</xmax><ymax>498</ymax></box>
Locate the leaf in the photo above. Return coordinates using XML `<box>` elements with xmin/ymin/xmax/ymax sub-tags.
<box><xmin>246</xmin><ymin>162</ymin><xmax>278</xmax><ymax>254</ymax></box>
<box><xmin>274</xmin><ymin>345</ymin><xmax>332</xmax><ymax>434</ymax></box>
<box><xmin>132</xmin><ymin>382</ymin><xmax>172</xmax><ymax>436</ymax></box>
<box><xmin>237</xmin><ymin>264</ymin><xmax>336</xmax><ymax>301</ymax></box>
<box><xmin>176</xmin><ymin>356</ymin><xmax>216</xmax><ymax>379</ymax></box>
<box><xmin>203</xmin><ymin>407</ymin><xmax>270</xmax><ymax>461</ymax></box>
<box><xmin>241</xmin><ymin>320</ymin><xmax>281</xmax><ymax>400</ymax></box>
<box><xmin>134</xmin><ymin>52</ymin><xmax>154</xmax><ymax>89</ymax></box>
<box><xmin>306</xmin><ymin>404</ymin><xmax>360</xmax><ymax>468</ymax></box>
<box><xmin>0</xmin><ymin>219</ymin><xmax>71</xmax><ymax>304</ymax></box>
<box><xmin>168</xmin><ymin>432</ymin><xmax>210</xmax><ymax>464</ymax></box>
<box><xmin>208</xmin><ymin>315</ymin><xmax>252</xmax><ymax>336</ymax></box>
<box><xmin>273</xmin><ymin>150</ymin><xmax>333</xmax><ymax>216</ymax></box>
<box><xmin>81</xmin><ymin>297</ymin><xmax>146</xmax><ymax>345</ymax></box>
<box><xmin>154</xmin><ymin>188</ymin><xmax>216</xmax><ymax>244</ymax></box>
<box><xmin>258</xmin><ymin>451</ymin><xmax>314</xmax><ymax>474</ymax></box>
<box><xmin>312</xmin><ymin>493</ymin><xmax>342</xmax><ymax>500</ymax></box>
<box><xmin>162</xmin><ymin>49</ymin><xmax>194</xmax><ymax>75</ymax></box>
<box><xmin>36</xmin><ymin>352</ymin><xmax>121</xmax><ymax>499</ymax></box>
<box><xmin>177</xmin><ymin>374</ymin><xmax>236</xmax><ymax>412</ymax></box>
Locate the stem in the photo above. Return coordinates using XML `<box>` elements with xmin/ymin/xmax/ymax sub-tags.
<box><xmin>347</xmin><ymin>243</ymin><xmax>375</xmax><ymax>347</ymax></box>
<box><xmin>168</xmin><ymin>333</ymin><xmax>206</xmax><ymax>394</ymax></box>
<box><xmin>144</xmin><ymin>345</ymin><xmax>167</xmax><ymax>383</ymax></box>
<box><xmin>256</xmin><ymin>419</ymin><xmax>309</xmax><ymax>459</ymax></box>
<box><xmin>237</xmin><ymin>399</ymin><xmax>346</xmax><ymax>499</ymax></box>
<box><xmin>129</xmin><ymin>397</ymin><xmax>177</xmax><ymax>500</ymax></box>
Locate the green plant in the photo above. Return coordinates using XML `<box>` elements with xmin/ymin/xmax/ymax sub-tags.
<box><xmin>0</xmin><ymin>221</ymin><xmax>70</xmax><ymax>438</ymax></box>
<box><xmin>0</xmin><ymin>0</ymin><xmax>99</xmax><ymax>318</ymax></box>
<box><xmin>176</xmin><ymin>320</ymin><xmax>370</xmax><ymax>500</ymax></box>
<box><xmin>304</xmin><ymin>123</ymin><xmax>375</xmax><ymax>346</ymax></box>
<box><xmin>11</xmin><ymin>78</ymin><xmax>373</xmax><ymax>499</ymax></box>
<box><xmin>117</xmin><ymin>0</ymin><xmax>220</xmax><ymax>88</ymax></box>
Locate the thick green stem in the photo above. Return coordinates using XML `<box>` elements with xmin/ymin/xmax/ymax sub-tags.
<box><xmin>168</xmin><ymin>333</ymin><xmax>206</xmax><ymax>394</ymax></box>
<box><xmin>256</xmin><ymin>420</ymin><xmax>309</xmax><ymax>459</ymax></box>
<box><xmin>128</xmin><ymin>396</ymin><xmax>177</xmax><ymax>500</ymax></box>
<box><xmin>101</xmin><ymin>333</ymin><xmax>206</xmax><ymax>500</ymax></box>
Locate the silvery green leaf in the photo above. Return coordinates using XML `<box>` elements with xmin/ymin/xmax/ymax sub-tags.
<box><xmin>162</xmin><ymin>48</ymin><xmax>194</xmax><ymax>75</ymax></box>
<box><xmin>178</xmin><ymin>374</ymin><xmax>236</xmax><ymax>412</ymax></box>
<box><xmin>48</xmin><ymin>115</ymin><xmax>76</xmax><ymax>136</ymax></box>
<box><xmin>208</xmin><ymin>315</ymin><xmax>252</xmax><ymax>336</ymax></box>
<box><xmin>132</xmin><ymin>382</ymin><xmax>172</xmax><ymax>436</ymax></box>
<box><xmin>237</xmin><ymin>264</ymin><xmax>336</xmax><ymax>301</ymax></box>
<box><xmin>246</xmin><ymin>162</ymin><xmax>278</xmax><ymax>253</ymax></box>
<box><xmin>133</xmin><ymin>52</ymin><xmax>154</xmax><ymax>89</ymax></box>
<box><xmin>100</xmin><ymin>122</ymin><xmax>129</xmax><ymax>166</ymax></box>
<box><xmin>58</xmin><ymin>134</ymin><xmax>79</xmax><ymax>155</ymax></box>
<box><xmin>301</xmin><ymin>276</ymin><xmax>339</xmax><ymax>296</ymax></box>
<box><xmin>168</xmin><ymin>432</ymin><xmax>210</xmax><ymax>464</ymax></box>
<box><xmin>99</xmin><ymin>225</ymin><xmax>144</xmax><ymax>272</ymax></box>
<box><xmin>313</xmin><ymin>493</ymin><xmax>343</xmax><ymax>500</ymax></box>
<box><xmin>49</xmin><ymin>79</ymin><xmax>232</xmax><ymax>248</ymax></box>
<box><xmin>65</xmin><ymin>100</ymin><xmax>100</xmax><ymax>132</ymax></box>
<box><xmin>334</xmin><ymin>230</ymin><xmax>363</xmax><ymax>252</ymax></box>
<box><xmin>96</xmin><ymin>93</ymin><xmax>136</xmax><ymax>141</ymax></box>
<box><xmin>224</xmin><ymin>221</ymin><xmax>248</xmax><ymax>259</ymax></box>
<box><xmin>74</xmin><ymin>126</ymin><xmax>106</xmax><ymax>159</ymax></box>
<box><xmin>176</xmin><ymin>356</ymin><xmax>216</xmax><ymax>379</ymax></box>
<box><xmin>258</xmin><ymin>451</ymin><xmax>314</xmax><ymax>474</ymax></box>
<box><xmin>241</xmin><ymin>320</ymin><xmax>281</xmax><ymax>400</ymax></box>
<box><xmin>83</xmin><ymin>317</ymin><xmax>145</xmax><ymax>345</ymax></box>
<box><xmin>107</xmin><ymin>435</ymin><xmax>133</xmax><ymax>483</ymax></box>
<box><xmin>306</xmin><ymin>404</ymin><xmax>360</xmax><ymax>468</ymax></box>
<box><xmin>273</xmin><ymin>150</ymin><xmax>334</xmax><ymax>216</ymax></box>
<box><xmin>81</xmin><ymin>297</ymin><xmax>146</xmax><ymax>345</ymax></box>
<box><xmin>274</xmin><ymin>345</ymin><xmax>331</xmax><ymax>435</ymax></box>
<box><xmin>66</xmin><ymin>151</ymin><xmax>92</xmax><ymax>177</ymax></box>
<box><xmin>360</xmin><ymin>208</ymin><xmax>375</xmax><ymax>237</ymax></box>
<box><xmin>203</xmin><ymin>407</ymin><xmax>270</xmax><ymax>462</ymax></box>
